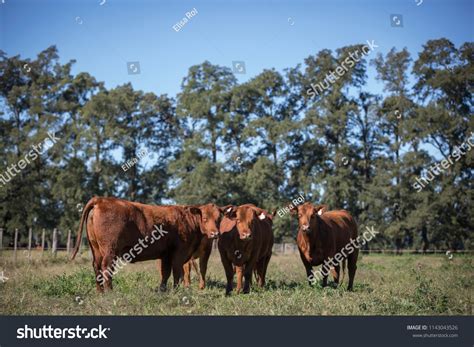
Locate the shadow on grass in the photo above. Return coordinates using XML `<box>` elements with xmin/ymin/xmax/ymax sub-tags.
<box><xmin>265</xmin><ymin>279</ymin><xmax>373</xmax><ymax>294</ymax></box>
<box><xmin>150</xmin><ymin>281</ymin><xmax>225</xmax><ymax>294</ymax></box>
<box><xmin>348</xmin><ymin>282</ymin><xmax>373</xmax><ymax>293</ymax></box>
<box><xmin>204</xmin><ymin>279</ymin><xmax>227</xmax><ymax>290</ymax></box>
<box><xmin>197</xmin><ymin>278</ymin><xmax>303</xmax><ymax>293</ymax></box>
<box><xmin>265</xmin><ymin>279</ymin><xmax>304</xmax><ymax>290</ymax></box>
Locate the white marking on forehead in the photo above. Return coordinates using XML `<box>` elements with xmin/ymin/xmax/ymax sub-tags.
<box><xmin>258</xmin><ymin>212</ymin><xmax>266</xmax><ymax>220</ymax></box>
<box><xmin>226</xmin><ymin>207</ymin><xmax>233</xmax><ymax>213</ymax></box>
<box><xmin>317</xmin><ymin>209</ymin><xmax>323</xmax><ymax>215</ymax></box>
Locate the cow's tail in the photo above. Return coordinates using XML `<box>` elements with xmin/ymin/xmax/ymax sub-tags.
<box><xmin>70</xmin><ymin>197</ymin><xmax>97</xmax><ymax>261</ymax></box>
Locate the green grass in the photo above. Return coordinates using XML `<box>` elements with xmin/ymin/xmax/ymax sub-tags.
<box><xmin>0</xmin><ymin>250</ymin><xmax>472</xmax><ymax>315</ymax></box>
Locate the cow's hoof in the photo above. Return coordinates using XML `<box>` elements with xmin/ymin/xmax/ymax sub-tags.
<box><xmin>155</xmin><ymin>286</ymin><xmax>167</xmax><ymax>293</ymax></box>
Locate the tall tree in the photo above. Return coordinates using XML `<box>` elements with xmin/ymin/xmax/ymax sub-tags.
<box><xmin>412</xmin><ymin>39</ymin><xmax>473</xmax><ymax>249</ymax></box>
<box><xmin>177</xmin><ymin>61</ymin><xmax>236</xmax><ymax>163</ymax></box>
<box><xmin>304</xmin><ymin>45</ymin><xmax>367</xmax><ymax>210</ymax></box>
<box><xmin>0</xmin><ymin>46</ymin><xmax>68</xmax><ymax>237</ymax></box>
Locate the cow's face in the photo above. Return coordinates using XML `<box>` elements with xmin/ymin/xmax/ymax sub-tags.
<box><xmin>224</xmin><ymin>205</ymin><xmax>268</xmax><ymax>241</ymax></box>
<box><xmin>293</xmin><ymin>203</ymin><xmax>326</xmax><ymax>234</ymax></box>
<box><xmin>187</xmin><ymin>204</ymin><xmax>222</xmax><ymax>239</ymax></box>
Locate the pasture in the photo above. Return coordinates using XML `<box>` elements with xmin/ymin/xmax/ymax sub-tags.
<box><xmin>0</xmin><ymin>250</ymin><xmax>472</xmax><ymax>315</ymax></box>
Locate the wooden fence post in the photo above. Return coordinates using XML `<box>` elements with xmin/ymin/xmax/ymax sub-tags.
<box><xmin>52</xmin><ymin>228</ymin><xmax>57</xmax><ymax>257</ymax></box>
<box><xmin>14</xmin><ymin>228</ymin><xmax>18</xmax><ymax>262</ymax></box>
<box><xmin>41</xmin><ymin>229</ymin><xmax>45</xmax><ymax>257</ymax></box>
<box><xmin>67</xmin><ymin>229</ymin><xmax>71</xmax><ymax>254</ymax></box>
<box><xmin>28</xmin><ymin>227</ymin><xmax>33</xmax><ymax>260</ymax></box>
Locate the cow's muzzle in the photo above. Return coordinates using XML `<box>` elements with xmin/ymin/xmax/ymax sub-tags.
<box><xmin>240</xmin><ymin>232</ymin><xmax>252</xmax><ymax>240</ymax></box>
<box><xmin>300</xmin><ymin>224</ymin><xmax>310</xmax><ymax>234</ymax></box>
<box><xmin>208</xmin><ymin>231</ymin><xmax>219</xmax><ymax>239</ymax></box>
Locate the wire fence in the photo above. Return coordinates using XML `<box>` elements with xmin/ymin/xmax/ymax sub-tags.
<box><xmin>270</xmin><ymin>244</ymin><xmax>471</xmax><ymax>255</ymax></box>
<box><xmin>0</xmin><ymin>227</ymin><xmax>471</xmax><ymax>262</ymax></box>
<box><xmin>0</xmin><ymin>227</ymin><xmax>74</xmax><ymax>261</ymax></box>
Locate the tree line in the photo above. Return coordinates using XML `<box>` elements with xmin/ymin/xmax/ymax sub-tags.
<box><xmin>0</xmin><ymin>38</ymin><xmax>472</xmax><ymax>249</ymax></box>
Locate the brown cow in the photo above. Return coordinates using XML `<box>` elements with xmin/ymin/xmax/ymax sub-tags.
<box><xmin>158</xmin><ymin>204</ymin><xmax>221</xmax><ymax>289</ymax></box>
<box><xmin>71</xmin><ymin>197</ymin><xmax>220</xmax><ymax>292</ymax></box>
<box><xmin>293</xmin><ymin>202</ymin><xmax>358</xmax><ymax>290</ymax></box>
<box><xmin>218</xmin><ymin>204</ymin><xmax>274</xmax><ymax>295</ymax></box>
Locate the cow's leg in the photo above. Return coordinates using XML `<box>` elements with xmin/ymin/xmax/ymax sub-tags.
<box><xmin>101</xmin><ymin>253</ymin><xmax>115</xmax><ymax>291</ymax></box>
<box><xmin>198</xmin><ymin>243</ymin><xmax>212</xmax><ymax>290</ymax></box>
<box><xmin>255</xmin><ymin>257</ymin><xmax>268</xmax><ymax>287</ymax></box>
<box><xmin>235</xmin><ymin>266</ymin><xmax>244</xmax><ymax>294</ymax></box>
<box><xmin>242</xmin><ymin>264</ymin><xmax>254</xmax><ymax>294</ymax></box>
<box><xmin>256</xmin><ymin>261</ymin><xmax>265</xmax><ymax>287</ymax></box>
<box><xmin>260</xmin><ymin>255</ymin><xmax>271</xmax><ymax>287</ymax></box>
<box><xmin>171</xmin><ymin>252</ymin><xmax>187</xmax><ymax>289</ymax></box>
<box><xmin>333</xmin><ymin>264</ymin><xmax>341</xmax><ymax>285</ymax></box>
<box><xmin>322</xmin><ymin>273</ymin><xmax>328</xmax><ymax>287</ymax></box>
<box><xmin>220</xmin><ymin>253</ymin><xmax>234</xmax><ymax>295</ymax></box>
<box><xmin>156</xmin><ymin>259</ymin><xmax>161</xmax><ymax>279</ymax></box>
<box><xmin>182</xmin><ymin>260</ymin><xmax>191</xmax><ymax>288</ymax></box>
<box><xmin>89</xmin><ymin>240</ymin><xmax>103</xmax><ymax>293</ymax></box>
<box><xmin>253</xmin><ymin>269</ymin><xmax>260</xmax><ymax>286</ymax></box>
<box><xmin>347</xmin><ymin>249</ymin><xmax>358</xmax><ymax>291</ymax></box>
<box><xmin>320</xmin><ymin>255</ymin><xmax>334</xmax><ymax>288</ymax></box>
<box><xmin>338</xmin><ymin>259</ymin><xmax>347</xmax><ymax>286</ymax></box>
<box><xmin>255</xmin><ymin>260</ymin><xmax>264</xmax><ymax>287</ymax></box>
<box><xmin>159</xmin><ymin>255</ymin><xmax>172</xmax><ymax>292</ymax></box>
<box><xmin>299</xmin><ymin>250</ymin><xmax>313</xmax><ymax>285</ymax></box>
<box><xmin>93</xmin><ymin>255</ymin><xmax>104</xmax><ymax>293</ymax></box>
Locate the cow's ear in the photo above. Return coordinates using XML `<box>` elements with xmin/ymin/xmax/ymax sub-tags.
<box><xmin>186</xmin><ymin>206</ymin><xmax>202</xmax><ymax>216</ymax></box>
<box><xmin>221</xmin><ymin>205</ymin><xmax>237</xmax><ymax>219</ymax></box>
<box><xmin>313</xmin><ymin>205</ymin><xmax>327</xmax><ymax>216</ymax></box>
<box><xmin>290</xmin><ymin>205</ymin><xmax>299</xmax><ymax>216</ymax></box>
<box><xmin>264</xmin><ymin>211</ymin><xmax>275</xmax><ymax>222</ymax></box>
<box><xmin>219</xmin><ymin>205</ymin><xmax>233</xmax><ymax>214</ymax></box>
<box><xmin>250</xmin><ymin>207</ymin><xmax>267</xmax><ymax>221</ymax></box>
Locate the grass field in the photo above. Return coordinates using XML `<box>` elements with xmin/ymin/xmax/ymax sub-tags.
<box><xmin>0</xmin><ymin>250</ymin><xmax>472</xmax><ymax>315</ymax></box>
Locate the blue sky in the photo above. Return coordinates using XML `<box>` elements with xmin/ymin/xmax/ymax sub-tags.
<box><xmin>1</xmin><ymin>0</ymin><xmax>473</xmax><ymax>98</ymax></box>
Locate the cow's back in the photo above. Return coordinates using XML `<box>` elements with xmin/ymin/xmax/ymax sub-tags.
<box><xmin>321</xmin><ymin>210</ymin><xmax>358</xmax><ymax>249</ymax></box>
<box><xmin>88</xmin><ymin>197</ymin><xmax>147</xmax><ymax>242</ymax></box>
<box><xmin>87</xmin><ymin>197</ymin><xmax>198</xmax><ymax>261</ymax></box>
